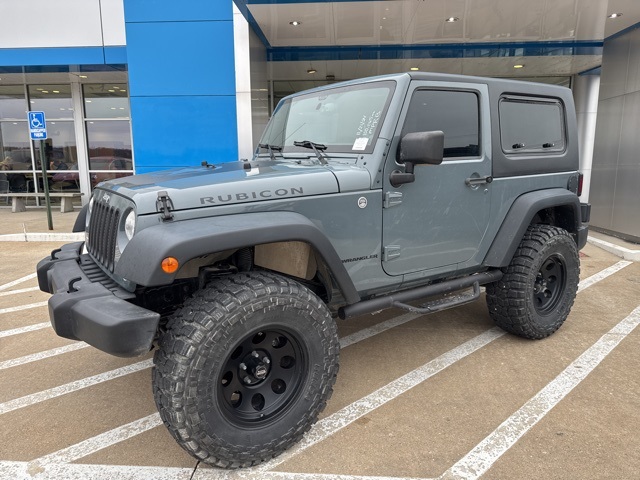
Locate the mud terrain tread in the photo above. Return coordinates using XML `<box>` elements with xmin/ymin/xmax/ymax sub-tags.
<box><xmin>486</xmin><ymin>225</ymin><xmax>580</xmax><ymax>339</ymax></box>
<box><xmin>152</xmin><ymin>271</ymin><xmax>338</xmax><ymax>468</ymax></box>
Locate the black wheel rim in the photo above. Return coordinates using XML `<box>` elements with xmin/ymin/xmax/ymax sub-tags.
<box><xmin>217</xmin><ymin>327</ymin><xmax>306</xmax><ymax>426</ymax></box>
<box><xmin>533</xmin><ymin>254</ymin><xmax>567</xmax><ymax>315</ymax></box>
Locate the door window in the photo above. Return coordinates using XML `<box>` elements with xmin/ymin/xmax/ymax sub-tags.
<box><xmin>402</xmin><ymin>89</ymin><xmax>480</xmax><ymax>158</ymax></box>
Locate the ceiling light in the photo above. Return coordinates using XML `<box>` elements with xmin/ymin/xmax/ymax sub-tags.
<box><xmin>42</xmin><ymin>90</ymin><xmax>49</xmax><ymax>93</ymax></box>
<box><xmin>410</xmin><ymin>67</ymin><xmax>420</xmax><ymax>71</ymax></box>
<box><xmin>52</xmin><ymin>90</ymin><xmax>60</xmax><ymax>93</ymax></box>
<box><xmin>608</xmin><ymin>13</ymin><xmax>623</xmax><ymax>18</ymax></box>
<box><xmin>513</xmin><ymin>64</ymin><xmax>525</xmax><ymax>69</ymax></box>
<box><xmin>307</xmin><ymin>68</ymin><xmax>317</xmax><ymax>74</ymax></box>
<box><xmin>85</xmin><ymin>100</ymin><xmax>92</xmax><ymax>103</ymax></box>
<box><xmin>79</xmin><ymin>75</ymin><xmax>88</xmax><ymax>79</ymax></box>
<box><xmin>446</xmin><ymin>17</ymin><xmax>459</xmax><ymax>23</ymax></box>
<box><xmin>108</xmin><ymin>89</ymin><xmax>115</xmax><ymax>92</ymax></box>
<box><xmin>289</xmin><ymin>21</ymin><xmax>301</xmax><ymax>26</ymax></box>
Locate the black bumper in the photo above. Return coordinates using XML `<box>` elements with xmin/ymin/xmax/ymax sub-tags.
<box><xmin>577</xmin><ymin>202</ymin><xmax>591</xmax><ymax>250</ymax></box>
<box><xmin>37</xmin><ymin>242</ymin><xmax>160</xmax><ymax>357</ymax></box>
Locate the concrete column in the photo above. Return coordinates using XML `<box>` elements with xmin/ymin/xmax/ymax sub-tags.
<box><xmin>572</xmin><ymin>74</ymin><xmax>600</xmax><ymax>203</ymax></box>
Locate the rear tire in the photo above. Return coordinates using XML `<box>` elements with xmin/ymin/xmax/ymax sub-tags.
<box><xmin>152</xmin><ymin>271</ymin><xmax>339</xmax><ymax>468</ymax></box>
<box><xmin>486</xmin><ymin>225</ymin><xmax>580</xmax><ymax>339</ymax></box>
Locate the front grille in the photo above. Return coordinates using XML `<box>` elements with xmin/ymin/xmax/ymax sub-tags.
<box><xmin>87</xmin><ymin>201</ymin><xmax>121</xmax><ymax>272</ymax></box>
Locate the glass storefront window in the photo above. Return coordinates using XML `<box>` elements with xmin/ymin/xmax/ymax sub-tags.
<box><xmin>86</xmin><ymin>120</ymin><xmax>132</xmax><ymax>170</ymax></box>
<box><xmin>83</xmin><ymin>84</ymin><xmax>129</xmax><ymax>118</ymax></box>
<box><xmin>32</xmin><ymin>121</ymin><xmax>77</xmax><ymax>170</ymax></box>
<box><xmin>0</xmin><ymin>86</ymin><xmax>27</xmax><ymax>119</ymax></box>
<box><xmin>1</xmin><ymin>121</ymin><xmax>32</xmax><ymax>170</ymax></box>
<box><xmin>28</xmin><ymin>85</ymin><xmax>74</xmax><ymax>119</ymax></box>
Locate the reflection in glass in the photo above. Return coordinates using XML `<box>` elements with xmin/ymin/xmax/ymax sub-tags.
<box><xmin>83</xmin><ymin>84</ymin><xmax>129</xmax><ymax>118</ymax></box>
<box><xmin>86</xmin><ymin>120</ymin><xmax>132</xmax><ymax>170</ymax></box>
<box><xmin>28</xmin><ymin>85</ymin><xmax>73</xmax><ymax>119</ymax></box>
<box><xmin>0</xmin><ymin>86</ymin><xmax>27</xmax><ymax>119</ymax></box>
<box><xmin>90</xmin><ymin>171</ymin><xmax>131</xmax><ymax>189</ymax></box>
<box><xmin>32</xmin><ymin>121</ymin><xmax>77</xmax><ymax>169</ymax></box>
<box><xmin>0</xmin><ymin>121</ymin><xmax>32</xmax><ymax>171</ymax></box>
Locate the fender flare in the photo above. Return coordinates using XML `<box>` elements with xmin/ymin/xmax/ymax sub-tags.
<box><xmin>116</xmin><ymin>211</ymin><xmax>360</xmax><ymax>304</ymax></box>
<box><xmin>483</xmin><ymin>189</ymin><xmax>582</xmax><ymax>267</ymax></box>
<box><xmin>72</xmin><ymin>203</ymin><xmax>89</xmax><ymax>232</ymax></box>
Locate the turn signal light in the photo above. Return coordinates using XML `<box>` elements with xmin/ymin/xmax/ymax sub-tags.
<box><xmin>161</xmin><ymin>257</ymin><xmax>179</xmax><ymax>274</ymax></box>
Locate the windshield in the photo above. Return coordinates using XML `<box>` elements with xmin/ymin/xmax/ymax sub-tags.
<box><xmin>259</xmin><ymin>80</ymin><xmax>396</xmax><ymax>155</ymax></box>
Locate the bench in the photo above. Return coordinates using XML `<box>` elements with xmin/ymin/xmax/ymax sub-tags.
<box><xmin>4</xmin><ymin>192</ymin><xmax>84</xmax><ymax>213</ymax></box>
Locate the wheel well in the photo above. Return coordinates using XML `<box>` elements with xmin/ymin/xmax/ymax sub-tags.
<box><xmin>531</xmin><ymin>205</ymin><xmax>577</xmax><ymax>235</ymax></box>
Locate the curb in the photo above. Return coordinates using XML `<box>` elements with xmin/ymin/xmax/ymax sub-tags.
<box><xmin>587</xmin><ymin>236</ymin><xmax>640</xmax><ymax>262</ymax></box>
<box><xmin>0</xmin><ymin>233</ymin><xmax>84</xmax><ymax>242</ymax></box>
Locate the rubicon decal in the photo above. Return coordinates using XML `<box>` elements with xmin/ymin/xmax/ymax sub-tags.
<box><xmin>200</xmin><ymin>187</ymin><xmax>304</xmax><ymax>205</ymax></box>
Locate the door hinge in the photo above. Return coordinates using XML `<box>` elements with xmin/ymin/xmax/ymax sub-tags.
<box><xmin>156</xmin><ymin>191</ymin><xmax>174</xmax><ymax>221</ymax></box>
<box><xmin>383</xmin><ymin>245</ymin><xmax>401</xmax><ymax>262</ymax></box>
<box><xmin>383</xmin><ymin>191</ymin><xmax>403</xmax><ymax>209</ymax></box>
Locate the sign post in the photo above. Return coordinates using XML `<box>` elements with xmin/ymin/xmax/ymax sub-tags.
<box><xmin>28</xmin><ymin>111</ymin><xmax>53</xmax><ymax>230</ymax></box>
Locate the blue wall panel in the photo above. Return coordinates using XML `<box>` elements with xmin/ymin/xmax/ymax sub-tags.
<box><xmin>126</xmin><ymin>21</ymin><xmax>235</xmax><ymax>97</ymax></box>
<box><xmin>123</xmin><ymin>0</ymin><xmax>238</xmax><ymax>173</ymax></box>
<box><xmin>124</xmin><ymin>0</ymin><xmax>232</xmax><ymax>23</ymax></box>
<box><xmin>130</xmin><ymin>96</ymin><xmax>239</xmax><ymax>171</ymax></box>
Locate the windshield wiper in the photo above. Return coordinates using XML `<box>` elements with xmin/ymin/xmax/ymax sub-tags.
<box><xmin>293</xmin><ymin>140</ymin><xmax>328</xmax><ymax>165</ymax></box>
<box><xmin>258</xmin><ymin>143</ymin><xmax>283</xmax><ymax>161</ymax></box>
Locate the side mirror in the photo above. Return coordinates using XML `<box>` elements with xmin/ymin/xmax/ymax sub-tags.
<box><xmin>390</xmin><ymin>131</ymin><xmax>444</xmax><ymax>187</ymax></box>
<box><xmin>399</xmin><ymin>130</ymin><xmax>444</xmax><ymax>166</ymax></box>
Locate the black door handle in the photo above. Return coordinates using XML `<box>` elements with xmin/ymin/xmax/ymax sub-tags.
<box><xmin>465</xmin><ymin>175</ymin><xmax>493</xmax><ymax>187</ymax></box>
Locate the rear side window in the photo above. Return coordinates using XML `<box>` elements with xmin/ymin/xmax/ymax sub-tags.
<box><xmin>402</xmin><ymin>89</ymin><xmax>480</xmax><ymax>159</ymax></box>
<box><xmin>499</xmin><ymin>97</ymin><xmax>565</xmax><ymax>154</ymax></box>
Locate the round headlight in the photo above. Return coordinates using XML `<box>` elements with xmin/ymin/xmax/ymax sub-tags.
<box><xmin>124</xmin><ymin>210</ymin><xmax>136</xmax><ymax>240</ymax></box>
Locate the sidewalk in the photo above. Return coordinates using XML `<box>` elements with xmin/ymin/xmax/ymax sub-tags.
<box><xmin>0</xmin><ymin>206</ymin><xmax>83</xmax><ymax>241</ymax></box>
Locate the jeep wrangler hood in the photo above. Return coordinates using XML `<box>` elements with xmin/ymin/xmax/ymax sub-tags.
<box><xmin>98</xmin><ymin>160</ymin><xmax>363</xmax><ymax>214</ymax></box>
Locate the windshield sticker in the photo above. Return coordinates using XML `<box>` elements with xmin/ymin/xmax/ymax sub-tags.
<box><xmin>352</xmin><ymin>137</ymin><xmax>369</xmax><ymax>151</ymax></box>
<box><xmin>356</xmin><ymin>110</ymin><xmax>382</xmax><ymax>138</ymax></box>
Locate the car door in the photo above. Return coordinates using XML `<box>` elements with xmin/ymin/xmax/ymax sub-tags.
<box><xmin>382</xmin><ymin>81</ymin><xmax>492</xmax><ymax>276</ymax></box>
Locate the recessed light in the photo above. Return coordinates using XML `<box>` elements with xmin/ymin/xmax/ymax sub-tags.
<box><xmin>52</xmin><ymin>90</ymin><xmax>60</xmax><ymax>93</ymax></box>
<box><xmin>307</xmin><ymin>68</ymin><xmax>317</xmax><ymax>74</ymax></box>
<box><xmin>85</xmin><ymin>100</ymin><xmax>92</xmax><ymax>103</ymax></box>
<box><xmin>410</xmin><ymin>67</ymin><xmax>420</xmax><ymax>71</ymax></box>
<box><xmin>289</xmin><ymin>21</ymin><xmax>301</xmax><ymax>26</ymax></box>
<box><xmin>111</xmin><ymin>107</ymin><xmax>116</xmax><ymax>110</ymax></box>
<box><xmin>445</xmin><ymin>17</ymin><xmax>459</xmax><ymax>23</ymax></box>
<box><xmin>608</xmin><ymin>13</ymin><xmax>623</xmax><ymax>18</ymax></box>
<box><xmin>513</xmin><ymin>64</ymin><xmax>525</xmax><ymax>69</ymax></box>
<box><xmin>79</xmin><ymin>75</ymin><xmax>88</xmax><ymax>79</ymax></box>
<box><xmin>42</xmin><ymin>90</ymin><xmax>49</xmax><ymax>93</ymax></box>
<box><xmin>108</xmin><ymin>89</ymin><xmax>115</xmax><ymax>92</ymax></box>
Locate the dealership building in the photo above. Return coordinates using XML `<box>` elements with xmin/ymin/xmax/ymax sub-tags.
<box><xmin>0</xmin><ymin>0</ymin><xmax>639</xmax><ymax>240</ymax></box>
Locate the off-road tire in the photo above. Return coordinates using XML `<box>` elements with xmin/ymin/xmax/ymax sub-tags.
<box><xmin>486</xmin><ymin>225</ymin><xmax>580</xmax><ymax>339</ymax></box>
<box><xmin>152</xmin><ymin>271</ymin><xmax>339</xmax><ymax>468</ymax></box>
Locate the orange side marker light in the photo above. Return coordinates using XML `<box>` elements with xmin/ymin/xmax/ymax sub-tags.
<box><xmin>161</xmin><ymin>257</ymin><xmax>179</xmax><ymax>274</ymax></box>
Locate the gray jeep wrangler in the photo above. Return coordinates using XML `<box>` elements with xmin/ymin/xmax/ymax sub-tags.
<box><xmin>37</xmin><ymin>72</ymin><xmax>590</xmax><ymax>468</ymax></box>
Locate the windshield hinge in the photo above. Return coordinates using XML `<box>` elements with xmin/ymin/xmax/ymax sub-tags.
<box><xmin>156</xmin><ymin>191</ymin><xmax>174</xmax><ymax>221</ymax></box>
<box><xmin>383</xmin><ymin>191</ymin><xmax>403</xmax><ymax>209</ymax></box>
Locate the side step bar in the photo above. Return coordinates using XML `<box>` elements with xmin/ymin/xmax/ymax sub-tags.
<box><xmin>338</xmin><ymin>270</ymin><xmax>503</xmax><ymax>320</ymax></box>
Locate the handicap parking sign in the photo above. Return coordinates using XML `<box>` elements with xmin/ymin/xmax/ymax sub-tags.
<box><xmin>28</xmin><ymin>111</ymin><xmax>47</xmax><ymax>140</ymax></box>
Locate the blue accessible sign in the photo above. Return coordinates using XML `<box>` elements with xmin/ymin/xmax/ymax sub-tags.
<box><xmin>28</xmin><ymin>111</ymin><xmax>47</xmax><ymax>140</ymax></box>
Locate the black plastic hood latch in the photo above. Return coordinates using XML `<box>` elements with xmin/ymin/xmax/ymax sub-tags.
<box><xmin>156</xmin><ymin>191</ymin><xmax>174</xmax><ymax>221</ymax></box>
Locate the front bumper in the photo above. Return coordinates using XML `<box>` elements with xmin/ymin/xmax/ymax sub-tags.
<box><xmin>37</xmin><ymin>242</ymin><xmax>160</xmax><ymax>357</ymax></box>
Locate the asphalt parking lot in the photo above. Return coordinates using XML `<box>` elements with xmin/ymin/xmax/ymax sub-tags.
<box><xmin>1</xmin><ymin>235</ymin><xmax>639</xmax><ymax>479</ymax></box>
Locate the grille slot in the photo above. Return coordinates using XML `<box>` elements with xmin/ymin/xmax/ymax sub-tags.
<box><xmin>87</xmin><ymin>201</ymin><xmax>121</xmax><ymax>272</ymax></box>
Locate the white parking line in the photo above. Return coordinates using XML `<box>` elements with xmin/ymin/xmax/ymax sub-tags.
<box><xmin>0</xmin><ymin>359</ymin><xmax>152</xmax><ymax>415</ymax></box>
<box><xmin>0</xmin><ymin>286</ymin><xmax>40</xmax><ymax>297</ymax></box>
<box><xmin>0</xmin><ymin>273</ymin><xmax>37</xmax><ymax>292</ymax></box>
<box><xmin>0</xmin><ymin>461</ymin><xmax>195</xmax><ymax>480</ymax></box>
<box><xmin>441</xmin><ymin>304</ymin><xmax>640</xmax><ymax>480</ymax></box>
<box><xmin>0</xmin><ymin>322</ymin><xmax>50</xmax><ymax>338</ymax></box>
<box><xmin>36</xmin><ymin>413</ymin><xmax>163</xmax><ymax>465</ymax></box>
<box><xmin>0</xmin><ymin>342</ymin><xmax>89</xmax><ymax>370</ymax></box>
<box><xmin>0</xmin><ymin>301</ymin><xmax>48</xmax><ymax>315</ymax></box>
<box><xmin>577</xmin><ymin>260</ymin><xmax>632</xmax><ymax>292</ymax></box>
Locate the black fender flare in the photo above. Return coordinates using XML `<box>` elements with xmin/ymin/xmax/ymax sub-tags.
<box><xmin>72</xmin><ymin>203</ymin><xmax>89</xmax><ymax>232</ymax></box>
<box><xmin>483</xmin><ymin>189</ymin><xmax>582</xmax><ymax>267</ymax></box>
<box><xmin>115</xmin><ymin>211</ymin><xmax>360</xmax><ymax>304</ymax></box>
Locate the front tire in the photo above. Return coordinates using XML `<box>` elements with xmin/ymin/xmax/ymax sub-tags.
<box><xmin>486</xmin><ymin>225</ymin><xmax>580</xmax><ymax>339</ymax></box>
<box><xmin>152</xmin><ymin>272</ymin><xmax>339</xmax><ymax>468</ymax></box>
